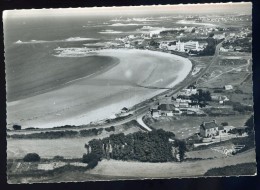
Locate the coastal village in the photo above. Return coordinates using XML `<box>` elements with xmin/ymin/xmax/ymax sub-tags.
<box><xmin>6</xmin><ymin>11</ymin><xmax>255</xmax><ymax>182</ymax></box>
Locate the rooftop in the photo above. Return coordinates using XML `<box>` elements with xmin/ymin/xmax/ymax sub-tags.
<box><xmin>201</xmin><ymin>120</ymin><xmax>219</xmax><ymax>130</ymax></box>
<box><xmin>158</xmin><ymin>104</ymin><xmax>175</xmax><ymax>111</ymax></box>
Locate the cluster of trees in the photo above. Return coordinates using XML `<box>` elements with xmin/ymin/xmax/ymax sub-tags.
<box><xmin>9</xmin><ymin>130</ymin><xmax>78</xmax><ymax>139</ymax></box>
<box><xmin>79</xmin><ymin>128</ymin><xmax>103</xmax><ymax>137</ymax></box>
<box><xmin>84</xmin><ymin>129</ymin><xmax>187</xmax><ymax>162</ymax></box>
<box><xmin>245</xmin><ymin>115</ymin><xmax>254</xmax><ymax>134</ymax></box>
<box><xmin>190</xmin><ymin>89</ymin><xmax>212</xmax><ymax>105</ymax></box>
<box><xmin>190</xmin><ymin>37</ymin><xmax>217</xmax><ymax>56</ymax></box>
<box><xmin>8</xmin><ymin>127</ymin><xmax>111</xmax><ymax>139</ymax></box>
<box><xmin>23</xmin><ymin>153</ymin><xmax>41</xmax><ymax>162</ymax></box>
<box><xmin>104</xmin><ymin>126</ymin><xmax>115</xmax><ymax>132</ymax></box>
<box><xmin>13</xmin><ymin>125</ymin><xmax>21</xmax><ymax>130</ymax></box>
<box><xmin>82</xmin><ymin>152</ymin><xmax>99</xmax><ymax>169</ymax></box>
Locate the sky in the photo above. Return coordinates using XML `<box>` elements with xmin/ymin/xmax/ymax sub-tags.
<box><xmin>3</xmin><ymin>2</ymin><xmax>252</xmax><ymax>19</ymax></box>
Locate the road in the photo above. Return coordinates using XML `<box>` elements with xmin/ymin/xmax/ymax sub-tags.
<box><xmin>8</xmin><ymin>41</ymin><xmax>223</xmax><ymax>135</ymax></box>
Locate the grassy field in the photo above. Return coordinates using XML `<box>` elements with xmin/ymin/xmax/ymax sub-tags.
<box><xmin>7</xmin><ymin>120</ymin><xmax>141</xmax><ymax>159</ymax></box>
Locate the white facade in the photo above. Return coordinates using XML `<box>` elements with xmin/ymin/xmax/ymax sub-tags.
<box><xmin>159</xmin><ymin>40</ymin><xmax>199</xmax><ymax>52</ymax></box>
<box><xmin>224</xmin><ymin>85</ymin><xmax>233</xmax><ymax>90</ymax></box>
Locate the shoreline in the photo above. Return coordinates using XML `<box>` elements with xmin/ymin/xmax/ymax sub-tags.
<box><xmin>7</xmin><ymin>48</ymin><xmax>192</xmax><ymax>130</ymax></box>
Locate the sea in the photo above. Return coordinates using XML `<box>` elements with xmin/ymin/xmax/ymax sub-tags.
<box><xmin>4</xmin><ymin>14</ymin><xmax>182</xmax><ymax>102</ymax></box>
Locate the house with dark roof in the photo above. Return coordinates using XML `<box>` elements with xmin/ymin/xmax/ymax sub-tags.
<box><xmin>158</xmin><ymin>104</ymin><xmax>175</xmax><ymax>116</ymax></box>
<box><xmin>121</xmin><ymin>107</ymin><xmax>129</xmax><ymax>113</ymax></box>
<box><xmin>200</xmin><ymin>120</ymin><xmax>220</xmax><ymax>137</ymax></box>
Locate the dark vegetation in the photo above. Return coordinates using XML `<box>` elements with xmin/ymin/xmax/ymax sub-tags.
<box><xmin>221</xmin><ymin>122</ymin><xmax>229</xmax><ymax>126</ymax></box>
<box><xmin>84</xmin><ymin>129</ymin><xmax>183</xmax><ymax>162</ymax></box>
<box><xmin>7</xmin><ymin>126</ymin><xmax>115</xmax><ymax>139</ymax></box>
<box><xmin>79</xmin><ymin>128</ymin><xmax>103</xmax><ymax>137</ymax></box>
<box><xmin>23</xmin><ymin>153</ymin><xmax>41</xmax><ymax>162</ymax></box>
<box><xmin>222</xmin><ymin>37</ymin><xmax>252</xmax><ymax>52</ymax></box>
<box><xmin>244</xmin><ymin>115</ymin><xmax>254</xmax><ymax>134</ymax></box>
<box><xmin>189</xmin><ymin>37</ymin><xmax>218</xmax><ymax>56</ymax></box>
<box><xmin>53</xmin><ymin>156</ymin><xmax>64</xmax><ymax>161</ymax></box>
<box><xmin>220</xmin><ymin>59</ymin><xmax>247</xmax><ymax>66</ymax></box>
<box><xmin>174</xmin><ymin>140</ymin><xmax>187</xmax><ymax>162</ymax></box>
<box><xmin>149</xmin><ymin>40</ymin><xmax>159</xmax><ymax>48</ymax></box>
<box><xmin>13</xmin><ymin>124</ymin><xmax>21</xmax><ymax>130</ymax></box>
<box><xmin>225</xmin><ymin>101</ymin><xmax>253</xmax><ymax>113</ymax></box>
<box><xmin>204</xmin><ymin>163</ymin><xmax>256</xmax><ymax>176</ymax></box>
<box><xmin>204</xmin><ymin>107</ymin><xmax>236</xmax><ymax>116</ymax></box>
<box><xmin>104</xmin><ymin>126</ymin><xmax>115</xmax><ymax>132</ymax></box>
<box><xmin>82</xmin><ymin>153</ymin><xmax>100</xmax><ymax>169</ymax></box>
<box><xmin>189</xmin><ymin>89</ymin><xmax>212</xmax><ymax>107</ymax></box>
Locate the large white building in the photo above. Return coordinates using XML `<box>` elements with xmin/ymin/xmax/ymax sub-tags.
<box><xmin>159</xmin><ymin>40</ymin><xmax>200</xmax><ymax>52</ymax></box>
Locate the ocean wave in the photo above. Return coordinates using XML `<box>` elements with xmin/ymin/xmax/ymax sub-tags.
<box><xmin>137</xmin><ymin>26</ymin><xmax>174</xmax><ymax>34</ymax></box>
<box><xmin>110</xmin><ymin>18</ymin><xmax>159</xmax><ymax>22</ymax></box>
<box><xmin>84</xmin><ymin>42</ymin><xmax>120</xmax><ymax>47</ymax></box>
<box><xmin>53</xmin><ymin>47</ymin><xmax>94</xmax><ymax>57</ymax></box>
<box><xmin>14</xmin><ymin>37</ymin><xmax>99</xmax><ymax>44</ymax></box>
<box><xmin>132</xmin><ymin>18</ymin><xmax>159</xmax><ymax>22</ymax></box>
<box><xmin>99</xmin><ymin>30</ymin><xmax>122</xmax><ymax>34</ymax></box>
<box><xmin>177</xmin><ymin>20</ymin><xmax>216</xmax><ymax>26</ymax></box>
<box><xmin>109</xmin><ymin>23</ymin><xmax>141</xmax><ymax>26</ymax></box>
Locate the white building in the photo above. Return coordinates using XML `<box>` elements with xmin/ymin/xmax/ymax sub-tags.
<box><xmin>224</xmin><ymin>85</ymin><xmax>233</xmax><ymax>90</ymax></box>
<box><xmin>182</xmin><ymin>41</ymin><xmax>199</xmax><ymax>52</ymax></box>
<box><xmin>159</xmin><ymin>40</ymin><xmax>199</xmax><ymax>52</ymax></box>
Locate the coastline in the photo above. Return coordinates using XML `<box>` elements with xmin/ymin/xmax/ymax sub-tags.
<box><xmin>7</xmin><ymin>49</ymin><xmax>192</xmax><ymax>130</ymax></box>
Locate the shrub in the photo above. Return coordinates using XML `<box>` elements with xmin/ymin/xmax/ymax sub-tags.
<box><xmin>23</xmin><ymin>153</ymin><xmax>41</xmax><ymax>162</ymax></box>
<box><xmin>221</xmin><ymin>122</ymin><xmax>229</xmax><ymax>126</ymax></box>
<box><xmin>105</xmin><ymin>126</ymin><xmax>115</xmax><ymax>132</ymax></box>
<box><xmin>234</xmin><ymin>89</ymin><xmax>243</xmax><ymax>94</ymax></box>
<box><xmin>86</xmin><ymin>160</ymin><xmax>99</xmax><ymax>169</ymax></box>
<box><xmin>53</xmin><ymin>156</ymin><xmax>64</xmax><ymax>161</ymax></box>
<box><xmin>82</xmin><ymin>153</ymin><xmax>99</xmax><ymax>163</ymax></box>
<box><xmin>13</xmin><ymin>125</ymin><xmax>21</xmax><ymax>130</ymax></box>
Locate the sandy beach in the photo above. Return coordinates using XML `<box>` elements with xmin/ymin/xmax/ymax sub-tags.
<box><xmin>7</xmin><ymin>49</ymin><xmax>192</xmax><ymax>129</ymax></box>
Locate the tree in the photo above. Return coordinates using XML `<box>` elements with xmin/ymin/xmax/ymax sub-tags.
<box><xmin>13</xmin><ymin>124</ymin><xmax>21</xmax><ymax>130</ymax></box>
<box><xmin>245</xmin><ymin>115</ymin><xmax>254</xmax><ymax>133</ymax></box>
<box><xmin>86</xmin><ymin>160</ymin><xmax>99</xmax><ymax>169</ymax></box>
<box><xmin>82</xmin><ymin>153</ymin><xmax>99</xmax><ymax>163</ymax></box>
<box><xmin>23</xmin><ymin>153</ymin><xmax>41</xmax><ymax>162</ymax></box>
<box><xmin>149</xmin><ymin>40</ymin><xmax>159</xmax><ymax>47</ymax></box>
<box><xmin>53</xmin><ymin>155</ymin><xmax>64</xmax><ymax>161</ymax></box>
<box><xmin>221</xmin><ymin>122</ymin><xmax>229</xmax><ymax>126</ymax></box>
<box><xmin>174</xmin><ymin>140</ymin><xmax>187</xmax><ymax>162</ymax></box>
